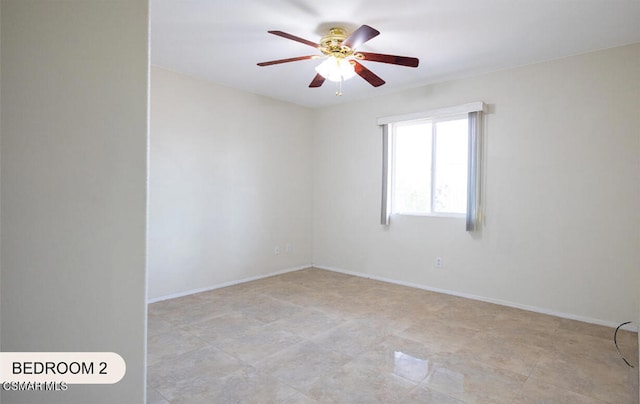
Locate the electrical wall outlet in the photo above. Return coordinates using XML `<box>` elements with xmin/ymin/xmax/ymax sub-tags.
<box><xmin>285</xmin><ymin>243</ymin><xmax>292</xmax><ymax>254</ymax></box>
<box><xmin>435</xmin><ymin>257</ymin><xmax>443</xmax><ymax>269</ymax></box>
<box><xmin>274</xmin><ymin>246</ymin><xmax>280</xmax><ymax>255</ymax></box>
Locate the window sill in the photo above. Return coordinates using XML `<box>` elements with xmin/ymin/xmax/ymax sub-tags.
<box><xmin>392</xmin><ymin>212</ymin><xmax>465</xmax><ymax>219</ymax></box>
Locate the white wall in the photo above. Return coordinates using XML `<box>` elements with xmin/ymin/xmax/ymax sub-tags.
<box><xmin>148</xmin><ymin>67</ymin><xmax>313</xmax><ymax>300</ymax></box>
<box><xmin>313</xmin><ymin>44</ymin><xmax>640</xmax><ymax>326</ymax></box>
<box><xmin>1</xmin><ymin>1</ymin><xmax>148</xmax><ymax>403</ymax></box>
<box><xmin>0</xmin><ymin>6</ymin><xmax>3</xmax><ymax>396</ymax></box>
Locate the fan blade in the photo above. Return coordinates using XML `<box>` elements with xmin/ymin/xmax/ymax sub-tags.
<box><xmin>309</xmin><ymin>73</ymin><xmax>325</xmax><ymax>88</ymax></box>
<box><xmin>268</xmin><ymin>30</ymin><xmax>319</xmax><ymax>48</ymax></box>
<box><xmin>257</xmin><ymin>55</ymin><xmax>318</xmax><ymax>66</ymax></box>
<box><xmin>343</xmin><ymin>25</ymin><xmax>380</xmax><ymax>49</ymax></box>
<box><xmin>353</xmin><ymin>60</ymin><xmax>385</xmax><ymax>87</ymax></box>
<box><xmin>356</xmin><ymin>52</ymin><xmax>419</xmax><ymax>68</ymax></box>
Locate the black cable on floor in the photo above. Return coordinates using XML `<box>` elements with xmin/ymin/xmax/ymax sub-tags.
<box><xmin>614</xmin><ymin>321</ymin><xmax>635</xmax><ymax>368</ymax></box>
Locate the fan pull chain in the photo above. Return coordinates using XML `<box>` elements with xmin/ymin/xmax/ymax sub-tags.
<box><xmin>336</xmin><ymin>78</ymin><xmax>343</xmax><ymax>96</ymax></box>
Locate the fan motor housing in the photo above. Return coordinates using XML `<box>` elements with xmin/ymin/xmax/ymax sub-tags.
<box><xmin>319</xmin><ymin>28</ymin><xmax>353</xmax><ymax>59</ymax></box>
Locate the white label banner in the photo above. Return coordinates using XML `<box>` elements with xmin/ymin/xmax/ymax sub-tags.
<box><xmin>0</xmin><ymin>352</ymin><xmax>126</xmax><ymax>384</ymax></box>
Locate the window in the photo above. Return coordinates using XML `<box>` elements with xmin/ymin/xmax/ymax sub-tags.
<box><xmin>392</xmin><ymin>116</ymin><xmax>468</xmax><ymax>216</ymax></box>
<box><xmin>378</xmin><ymin>102</ymin><xmax>484</xmax><ymax>230</ymax></box>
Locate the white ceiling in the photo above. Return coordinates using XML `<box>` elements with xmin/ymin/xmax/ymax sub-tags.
<box><xmin>150</xmin><ymin>0</ymin><xmax>640</xmax><ymax>109</ymax></box>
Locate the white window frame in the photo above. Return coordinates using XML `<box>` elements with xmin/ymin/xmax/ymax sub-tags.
<box><xmin>390</xmin><ymin>114</ymin><xmax>468</xmax><ymax>218</ymax></box>
<box><xmin>379</xmin><ymin>102</ymin><xmax>484</xmax><ymax>231</ymax></box>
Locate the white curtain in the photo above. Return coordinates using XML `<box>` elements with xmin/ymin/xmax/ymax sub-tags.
<box><xmin>380</xmin><ymin>124</ymin><xmax>392</xmax><ymax>225</ymax></box>
<box><xmin>466</xmin><ymin>110</ymin><xmax>482</xmax><ymax>231</ymax></box>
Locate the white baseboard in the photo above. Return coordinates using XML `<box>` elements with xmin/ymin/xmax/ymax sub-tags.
<box><xmin>147</xmin><ymin>262</ymin><xmax>636</xmax><ymax>332</ymax></box>
<box><xmin>313</xmin><ymin>264</ymin><xmax>637</xmax><ymax>332</ymax></box>
<box><xmin>147</xmin><ymin>264</ymin><xmax>312</xmax><ymax>304</ymax></box>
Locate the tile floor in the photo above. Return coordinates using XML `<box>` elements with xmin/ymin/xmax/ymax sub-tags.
<box><xmin>147</xmin><ymin>268</ymin><xmax>638</xmax><ymax>403</ymax></box>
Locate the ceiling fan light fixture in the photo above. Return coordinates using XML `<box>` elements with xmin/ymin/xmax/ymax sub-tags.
<box><xmin>315</xmin><ymin>56</ymin><xmax>356</xmax><ymax>82</ymax></box>
<box><xmin>258</xmin><ymin>25</ymin><xmax>418</xmax><ymax>91</ymax></box>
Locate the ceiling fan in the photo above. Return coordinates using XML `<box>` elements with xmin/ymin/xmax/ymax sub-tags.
<box><xmin>257</xmin><ymin>25</ymin><xmax>419</xmax><ymax>94</ymax></box>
